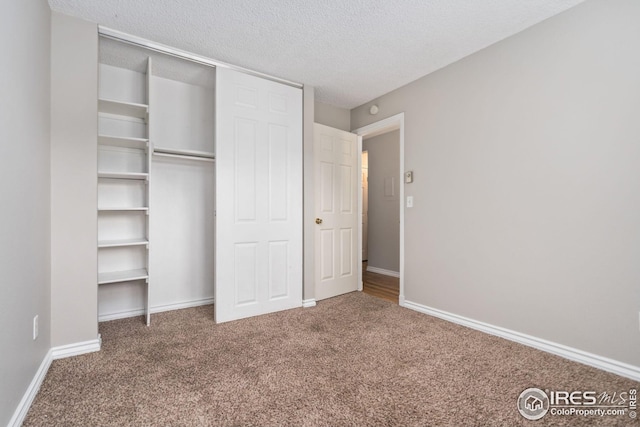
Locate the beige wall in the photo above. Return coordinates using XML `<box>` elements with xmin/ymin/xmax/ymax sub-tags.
<box><xmin>314</xmin><ymin>101</ymin><xmax>350</xmax><ymax>132</ymax></box>
<box><xmin>352</xmin><ymin>0</ymin><xmax>640</xmax><ymax>367</ymax></box>
<box><xmin>0</xmin><ymin>1</ymin><xmax>52</xmax><ymax>424</ymax></box>
<box><xmin>363</xmin><ymin>131</ymin><xmax>400</xmax><ymax>273</ymax></box>
<box><xmin>50</xmin><ymin>12</ymin><xmax>99</xmax><ymax>347</ymax></box>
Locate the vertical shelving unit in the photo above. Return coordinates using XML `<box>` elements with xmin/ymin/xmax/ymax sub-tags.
<box><xmin>97</xmin><ymin>57</ymin><xmax>152</xmax><ymax>325</ymax></box>
<box><xmin>97</xmin><ymin>35</ymin><xmax>216</xmax><ymax>324</ymax></box>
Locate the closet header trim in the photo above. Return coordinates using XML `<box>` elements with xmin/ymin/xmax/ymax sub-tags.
<box><xmin>98</xmin><ymin>26</ymin><xmax>303</xmax><ymax>89</ymax></box>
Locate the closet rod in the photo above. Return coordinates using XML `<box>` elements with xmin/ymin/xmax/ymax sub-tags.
<box><xmin>98</xmin><ymin>26</ymin><xmax>303</xmax><ymax>89</ymax></box>
<box><xmin>153</xmin><ymin>150</ymin><xmax>215</xmax><ymax>163</ymax></box>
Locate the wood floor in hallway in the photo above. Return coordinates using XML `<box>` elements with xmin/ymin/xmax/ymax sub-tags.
<box><xmin>362</xmin><ymin>262</ymin><xmax>399</xmax><ymax>304</ymax></box>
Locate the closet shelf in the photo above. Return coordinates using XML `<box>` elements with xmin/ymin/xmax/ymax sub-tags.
<box><xmin>98</xmin><ymin>172</ymin><xmax>149</xmax><ymax>180</ymax></box>
<box><xmin>98</xmin><ymin>268</ymin><xmax>148</xmax><ymax>285</ymax></box>
<box><xmin>98</xmin><ymin>98</ymin><xmax>148</xmax><ymax>119</ymax></box>
<box><xmin>98</xmin><ymin>135</ymin><xmax>149</xmax><ymax>150</ymax></box>
<box><xmin>98</xmin><ymin>238</ymin><xmax>149</xmax><ymax>248</ymax></box>
<box><xmin>98</xmin><ymin>207</ymin><xmax>149</xmax><ymax>212</ymax></box>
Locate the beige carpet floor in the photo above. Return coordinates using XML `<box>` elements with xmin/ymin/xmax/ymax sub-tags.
<box><xmin>24</xmin><ymin>292</ymin><xmax>637</xmax><ymax>426</ymax></box>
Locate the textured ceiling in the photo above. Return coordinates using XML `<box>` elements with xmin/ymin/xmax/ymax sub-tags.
<box><xmin>49</xmin><ymin>0</ymin><xmax>585</xmax><ymax>109</ymax></box>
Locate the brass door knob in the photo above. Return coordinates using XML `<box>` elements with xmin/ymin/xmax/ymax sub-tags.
<box><xmin>315</xmin><ymin>218</ymin><xmax>323</xmax><ymax>224</ymax></box>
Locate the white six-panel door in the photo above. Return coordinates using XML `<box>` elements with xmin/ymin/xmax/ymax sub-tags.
<box><xmin>215</xmin><ymin>68</ymin><xmax>302</xmax><ymax>323</ymax></box>
<box><xmin>314</xmin><ymin>123</ymin><xmax>359</xmax><ymax>300</ymax></box>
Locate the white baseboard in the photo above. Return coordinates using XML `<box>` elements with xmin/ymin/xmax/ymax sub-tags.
<box><xmin>302</xmin><ymin>298</ymin><xmax>316</xmax><ymax>308</ymax></box>
<box><xmin>99</xmin><ymin>308</ymin><xmax>145</xmax><ymax>322</ymax></box>
<box><xmin>98</xmin><ymin>297</ymin><xmax>215</xmax><ymax>322</ymax></box>
<box><xmin>151</xmin><ymin>298</ymin><xmax>215</xmax><ymax>315</ymax></box>
<box><xmin>403</xmin><ymin>300</ymin><xmax>640</xmax><ymax>382</ymax></box>
<box><xmin>9</xmin><ymin>337</ymin><xmax>104</xmax><ymax>426</ymax></box>
<box><xmin>8</xmin><ymin>349</ymin><xmax>52</xmax><ymax>427</ymax></box>
<box><xmin>366</xmin><ymin>266</ymin><xmax>400</xmax><ymax>278</ymax></box>
<box><xmin>52</xmin><ymin>338</ymin><xmax>101</xmax><ymax>360</ymax></box>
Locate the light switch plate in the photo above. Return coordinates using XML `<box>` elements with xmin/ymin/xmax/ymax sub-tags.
<box><xmin>406</xmin><ymin>196</ymin><xmax>413</xmax><ymax>208</ymax></box>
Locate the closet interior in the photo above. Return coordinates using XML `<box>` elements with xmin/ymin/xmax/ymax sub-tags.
<box><xmin>97</xmin><ymin>37</ymin><xmax>216</xmax><ymax>325</ymax></box>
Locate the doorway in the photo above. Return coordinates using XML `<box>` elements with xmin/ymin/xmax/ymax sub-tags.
<box><xmin>353</xmin><ymin>113</ymin><xmax>405</xmax><ymax>306</ymax></box>
<box><xmin>360</xmin><ymin>131</ymin><xmax>400</xmax><ymax>303</ymax></box>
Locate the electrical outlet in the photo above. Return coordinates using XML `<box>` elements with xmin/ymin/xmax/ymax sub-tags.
<box><xmin>33</xmin><ymin>315</ymin><xmax>38</xmax><ymax>340</ymax></box>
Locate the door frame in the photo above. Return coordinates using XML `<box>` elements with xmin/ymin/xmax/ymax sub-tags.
<box><xmin>352</xmin><ymin>112</ymin><xmax>405</xmax><ymax>305</ymax></box>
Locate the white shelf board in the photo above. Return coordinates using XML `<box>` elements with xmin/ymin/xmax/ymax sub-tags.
<box><xmin>98</xmin><ymin>238</ymin><xmax>149</xmax><ymax>248</ymax></box>
<box><xmin>98</xmin><ymin>134</ymin><xmax>148</xmax><ymax>149</ymax></box>
<box><xmin>98</xmin><ymin>268</ymin><xmax>148</xmax><ymax>285</ymax></box>
<box><xmin>98</xmin><ymin>98</ymin><xmax>148</xmax><ymax>119</ymax></box>
<box><xmin>98</xmin><ymin>207</ymin><xmax>148</xmax><ymax>212</ymax></box>
<box><xmin>98</xmin><ymin>172</ymin><xmax>149</xmax><ymax>180</ymax></box>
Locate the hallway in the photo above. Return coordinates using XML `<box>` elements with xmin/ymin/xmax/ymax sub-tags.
<box><xmin>362</xmin><ymin>262</ymin><xmax>399</xmax><ymax>304</ymax></box>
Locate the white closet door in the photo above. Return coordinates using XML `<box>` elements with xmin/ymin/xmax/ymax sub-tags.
<box><xmin>215</xmin><ymin>67</ymin><xmax>303</xmax><ymax>323</ymax></box>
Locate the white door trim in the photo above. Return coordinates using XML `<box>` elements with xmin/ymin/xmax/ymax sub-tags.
<box><xmin>352</xmin><ymin>113</ymin><xmax>405</xmax><ymax>305</ymax></box>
